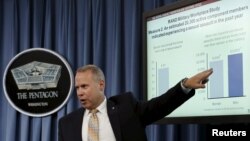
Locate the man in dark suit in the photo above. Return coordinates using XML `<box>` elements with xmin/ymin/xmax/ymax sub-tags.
<box><xmin>58</xmin><ymin>64</ymin><xmax>213</xmax><ymax>141</ymax></box>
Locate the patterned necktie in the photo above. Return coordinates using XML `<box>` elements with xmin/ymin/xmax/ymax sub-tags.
<box><xmin>88</xmin><ymin>109</ymin><xmax>99</xmax><ymax>141</ymax></box>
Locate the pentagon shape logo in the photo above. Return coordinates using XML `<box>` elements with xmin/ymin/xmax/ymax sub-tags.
<box><xmin>3</xmin><ymin>48</ymin><xmax>74</xmax><ymax>117</ymax></box>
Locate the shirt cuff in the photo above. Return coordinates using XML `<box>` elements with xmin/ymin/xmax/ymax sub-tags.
<box><xmin>181</xmin><ymin>78</ymin><xmax>192</xmax><ymax>94</ymax></box>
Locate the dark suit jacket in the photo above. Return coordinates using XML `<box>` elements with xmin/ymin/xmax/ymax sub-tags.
<box><xmin>58</xmin><ymin>82</ymin><xmax>195</xmax><ymax>141</ymax></box>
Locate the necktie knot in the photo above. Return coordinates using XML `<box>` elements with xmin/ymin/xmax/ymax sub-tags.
<box><xmin>90</xmin><ymin>109</ymin><xmax>98</xmax><ymax>114</ymax></box>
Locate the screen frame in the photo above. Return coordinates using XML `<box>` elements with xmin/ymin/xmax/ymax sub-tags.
<box><xmin>142</xmin><ymin>0</ymin><xmax>250</xmax><ymax>124</ymax></box>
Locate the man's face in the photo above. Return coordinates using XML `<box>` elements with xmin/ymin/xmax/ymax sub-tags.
<box><xmin>75</xmin><ymin>70</ymin><xmax>104</xmax><ymax>110</ymax></box>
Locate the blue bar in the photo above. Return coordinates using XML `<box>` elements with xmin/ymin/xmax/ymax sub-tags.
<box><xmin>209</xmin><ymin>60</ymin><xmax>224</xmax><ymax>98</ymax></box>
<box><xmin>228</xmin><ymin>53</ymin><xmax>243</xmax><ymax>97</ymax></box>
<box><xmin>158</xmin><ymin>68</ymin><xmax>169</xmax><ymax>96</ymax></box>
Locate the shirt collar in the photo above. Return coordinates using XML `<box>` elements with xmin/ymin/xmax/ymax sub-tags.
<box><xmin>86</xmin><ymin>97</ymin><xmax>107</xmax><ymax>115</ymax></box>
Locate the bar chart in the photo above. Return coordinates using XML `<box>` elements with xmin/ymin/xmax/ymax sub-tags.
<box><xmin>158</xmin><ymin>67</ymin><xmax>169</xmax><ymax>96</ymax></box>
<box><xmin>209</xmin><ymin>53</ymin><xmax>243</xmax><ymax>99</ymax></box>
<box><xmin>228</xmin><ymin>53</ymin><xmax>243</xmax><ymax>97</ymax></box>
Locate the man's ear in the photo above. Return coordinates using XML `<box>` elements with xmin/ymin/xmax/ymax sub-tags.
<box><xmin>99</xmin><ymin>80</ymin><xmax>105</xmax><ymax>91</ymax></box>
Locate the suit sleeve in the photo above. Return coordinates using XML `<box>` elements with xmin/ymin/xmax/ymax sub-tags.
<box><xmin>137</xmin><ymin>81</ymin><xmax>195</xmax><ymax>125</ymax></box>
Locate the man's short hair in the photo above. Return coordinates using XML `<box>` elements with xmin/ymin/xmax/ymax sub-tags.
<box><xmin>76</xmin><ymin>65</ymin><xmax>105</xmax><ymax>82</ymax></box>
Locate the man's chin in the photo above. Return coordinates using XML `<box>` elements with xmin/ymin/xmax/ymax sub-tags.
<box><xmin>82</xmin><ymin>104</ymin><xmax>91</xmax><ymax>109</ymax></box>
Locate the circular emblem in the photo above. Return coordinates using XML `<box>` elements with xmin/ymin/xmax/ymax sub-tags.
<box><xmin>3</xmin><ymin>48</ymin><xmax>74</xmax><ymax>117</ymax></box>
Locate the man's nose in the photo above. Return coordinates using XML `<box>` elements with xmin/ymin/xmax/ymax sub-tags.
<box><xmin>77</xmin><ymin>88</ymin><xmax>84</xmax><ymax>96</ymax></box>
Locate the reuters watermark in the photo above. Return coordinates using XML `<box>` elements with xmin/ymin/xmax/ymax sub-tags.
<box><xmin>212</xmin><ymin>129</ymin><xmax>246</xmax><ymax>137</ymax></box>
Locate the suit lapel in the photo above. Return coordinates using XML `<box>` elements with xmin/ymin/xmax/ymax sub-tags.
<box><xmin>107</xmin><ymin>100</ymin><xmax>122</xmax><ymax>141</ymax></box>
<box><xmin>74</xmin><ymin>108</ymin><xmax>85</xmax><ymax>141</ymax></box>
